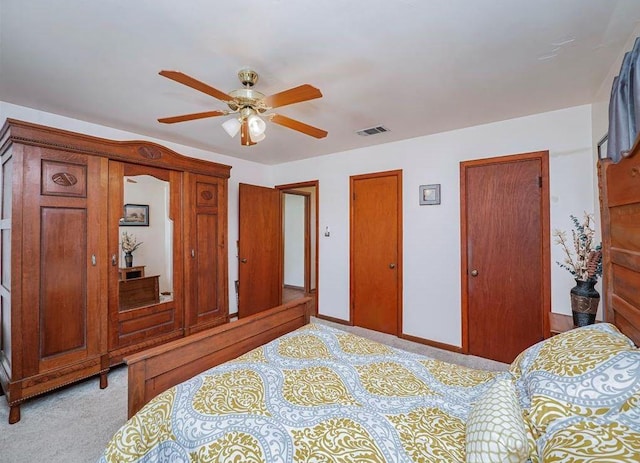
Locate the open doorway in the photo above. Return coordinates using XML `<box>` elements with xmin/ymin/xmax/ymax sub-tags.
<box><xmin>277</xmin><ymin>181</ymin><xmax>318</xmax><ymax>314</ymax></box>
<box><xmin>237</xmin><ymin>181</ymin><xmax>318</xmax><ymax>318</ymax></box>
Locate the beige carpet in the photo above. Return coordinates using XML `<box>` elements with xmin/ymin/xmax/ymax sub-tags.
<box><xmin>316</xmin><ymin>318</ymin><xmax>508</xmax><ymax>372</ymax></box>
<box><xmin>0</xmin><ymin>318</ymin><xmax>507</xmax><ymax>463</ymax></box>
<box><xmin>0</xmin><ymin>365</ymin><xmax>127</xmax><ymax>463</ymax></box>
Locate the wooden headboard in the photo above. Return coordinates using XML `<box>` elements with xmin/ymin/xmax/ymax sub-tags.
<box><xmin>598</xmin><ymin>134</ymin><xmax>640</xmax><ymax>346</ymax></box>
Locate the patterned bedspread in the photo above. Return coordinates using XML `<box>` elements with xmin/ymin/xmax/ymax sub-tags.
<box><xmin>99</xmin><ymin>323</ymin><xmax>501</xmax><ymax>462</ymax></box>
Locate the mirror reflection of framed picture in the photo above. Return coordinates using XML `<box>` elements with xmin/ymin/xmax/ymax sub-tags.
<box><xmin>120</xmin><ymin>203</ymin><xmax>149</xmax><ymax>226</ymax></box>
<box><xmin>419</xmin><ymin>184</ymin><xmax>441</xmax><ymax>205</ymax></box>
<box><xmin>597</xmin><ymin>133</ymin><xmax>608</xmax><ymax>159</ymax></box>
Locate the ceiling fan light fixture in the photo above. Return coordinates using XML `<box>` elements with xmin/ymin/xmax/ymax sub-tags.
<box><xmin>247</xmin><ymin>113</ymin><xmax>266</xmax><ymax>137</ymax></box>
<box><xmin>222</xmin><ymin>117</ymin><xmax>241</xmax><ymax>138</ymax></box>
<box><xmin>158</xmin><ymin>68</ymin><xmax>327</xmax><ymax>146</ymax></box>
<box><xmin>252</xmin><ymin>132</ymin><xmax>266</xmax><ymax>143</ymax></box>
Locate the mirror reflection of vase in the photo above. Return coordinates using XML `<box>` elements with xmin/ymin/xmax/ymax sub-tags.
<box><xmin>125</xmin><ymin>252</ymin><xmax>133</xmax><ymax>268</ymax></box>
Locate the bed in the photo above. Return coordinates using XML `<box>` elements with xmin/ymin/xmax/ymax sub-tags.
<box><xmin>98</xmin><ymin>141</ymin><xmax>640</xmax><ymax>462</ymax></box>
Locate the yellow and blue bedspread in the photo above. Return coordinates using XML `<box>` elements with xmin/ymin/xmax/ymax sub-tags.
<box><xmin>99</xmin><ymin>323</ymin><xmax>499</xmax><ymax>462</ymax></box>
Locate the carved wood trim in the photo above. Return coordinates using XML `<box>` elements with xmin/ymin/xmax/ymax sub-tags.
<box><xmin>137</xmin><ymin>146</ymin><xmax>162</xmax><ymax>160</ymax></box>
<box><xmin>1</xmin><ymin>119</ymin><xmax>231</xmax><ymax>179</ymax></box>
<box><xmin>41</xmin><ymin>159</ymin><xmax>87</xmax><ymax>197</ymax></box>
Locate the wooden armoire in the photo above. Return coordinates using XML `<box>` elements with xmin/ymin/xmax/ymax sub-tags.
<box><xmin>0</xmin><ymin>119</ymin><xmax>230</xmax><ymax>423</ymax></box>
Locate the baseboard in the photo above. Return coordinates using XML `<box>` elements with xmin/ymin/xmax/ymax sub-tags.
<box><xmin>314</xmin><ymin>314</ymin><xmax>351</xmax><ymax>326</ymax></box>
<box><xmin>283</xmin><ymin>284</ymin><xmax>304</xmax><ymax>290</ymax></box>
<box><xmin>312</xmin><ymin>314</ymin><xmax>463</xmax><ymax>354</ymax></box>
<box><xmin>399</xmin><ymin>332</ymin><xmax>463</xmax><ymax>354</ymax></box>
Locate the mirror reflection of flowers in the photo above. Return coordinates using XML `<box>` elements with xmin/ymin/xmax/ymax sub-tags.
<box><xmin>121</xmin><ymin>231</ymin><xmax>142</xmax><ymax>253</ymax></box>
<box><xmin>553</xmin><ymin>213</ymin><xmax>602</xmax><ymax>282</ymax></box>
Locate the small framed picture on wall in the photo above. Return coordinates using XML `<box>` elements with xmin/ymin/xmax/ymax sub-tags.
<box><xmin>419</xmin><ymin>184</ymin><xmax>441</xmax><ymax>205</ymax></box>
<box><xmin>120</xmin><ymin>203</ymin><xmax>149</xmax><ymax>226</ymax></box>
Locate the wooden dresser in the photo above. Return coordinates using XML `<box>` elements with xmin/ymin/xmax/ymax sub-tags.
<box><xmin>119</xmin><ymin>276</ymin><xmax>160</xmax><ymax>310</ymax></box>
<box><xmin>119</xmin><ymin>265</ymin><xmax>146</xmax><ymax>280</ymax></box>
<box><xmin>0</xmin><ymin>119</ymin><xmax>231</xmax><ymax>423</ymax></box>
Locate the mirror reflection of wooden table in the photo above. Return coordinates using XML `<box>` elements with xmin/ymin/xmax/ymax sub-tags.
<box><xmin>119</xmin><ymin>265</ymin><xmax>146</xmax><ymax>280</ymax></box>
<box><xmin>118</xmin><ymin>266</ymin><xmax>160</xmax><ymax>310</ymax></box>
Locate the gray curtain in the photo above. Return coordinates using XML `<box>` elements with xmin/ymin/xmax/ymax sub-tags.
<box><xmin>607</xmin><ymin>37</ymin><xmax>640</xmax><ymax>162</ymax></box>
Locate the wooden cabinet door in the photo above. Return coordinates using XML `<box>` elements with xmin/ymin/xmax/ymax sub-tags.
<box><xmin>21</xmin><ymin>149</ymin><xmax>108</xmax><ymax>376</ymax></box>
<box><xmin>184</xmin><ymin>173</ymin><xmax>228</xmax><ymax>333</ymax></box>
<box><xmin>107</xmin><ymin>162</ymin><xmax>185</xmax><ymax>358</ymax></box>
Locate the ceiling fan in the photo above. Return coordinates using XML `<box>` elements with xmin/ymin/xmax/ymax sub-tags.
<box><xmin>158</xmin><ymin>68</ymin><xmax>328</xmax><ymax>146</ymax></box>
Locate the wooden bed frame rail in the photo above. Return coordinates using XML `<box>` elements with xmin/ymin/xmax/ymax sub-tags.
<box><xmin>125</xmin><ymin>297</ymin><xmax>311</xmax><ymax>417</ymax></box>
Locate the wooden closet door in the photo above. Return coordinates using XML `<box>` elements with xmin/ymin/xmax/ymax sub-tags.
<box><xmin>184</xmin><ymin>173</ymin><xmax>229</xmax><ymax>333</ymax></box>
<box><xmin>461</xmin><ymin>152</ymin><xmax>550</xmax><ymax>364</ymax></box>
<box><xmin>107</xmin><ymin>162</ymin><xmax>185</xmax><ymax>359</ymax></box>
<box><xmin>21</xmin><ymin>149</ymin><xmax>107</xmax><ymax>376</ymax></box>
<box><xmin>350</xmin><ymin>170</ymin><xmax>403</xmax><ymax>335</ymax></box>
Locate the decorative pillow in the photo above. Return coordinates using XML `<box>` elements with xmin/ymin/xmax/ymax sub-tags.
<box><xmin>509</xmin><ymin>323</ymin><xmax>634</xmax><ymax>388</ymax></box>
<box><xmin>508</xmin><ymin>323</ymin><xmax>640</xmax><ymax>442</ymax></box>
<box><xmin>465</xmin><ymin>377</ymin><xmax>529</xmax><ymax>463</ymax></box>
<box><xmin>539</xmin><ymin>416</ymin><xmax>640</xmax><ymax>462</ymax></box>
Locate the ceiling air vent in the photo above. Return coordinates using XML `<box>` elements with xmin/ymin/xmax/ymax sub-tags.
<box><xmin>356</xmin><ymin>125</ymin><xmax>390</xmax><ymax>136</ymax></box>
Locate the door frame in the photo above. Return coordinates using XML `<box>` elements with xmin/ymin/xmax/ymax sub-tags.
<box><xmin>459</xmin><ymin>151</ymin><xmax>551</xmax><ymax>354</ymax></box>
<box><xmin>276</xmin><ymin>180</ymin><xmax>319</xmax><ymax>316</ymax></box>
<box><xmin>349</xmin><ymin>169</ymin><xmax>403</xmax><ymax>334</ymax></box>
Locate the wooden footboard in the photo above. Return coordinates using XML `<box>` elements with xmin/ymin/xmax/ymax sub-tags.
<box><xmin>125</xmin><ymin>297</ymin><xmax>311</xmax><ymax>417</ymax></box>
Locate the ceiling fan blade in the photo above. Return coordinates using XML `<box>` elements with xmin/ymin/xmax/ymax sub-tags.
<box><xmin>263</xmin><ymin>84</ymin><xmax>322</xmax><ymax>109</ymax></box>
<box><xmin>158</xmin><ymin>110</ymin><xmax>227</xmax><ymax>124</ymax></box>
<box><xmin>240</xmin><ymin>118</ymin><xmax>256</xmax><ymax>146</ymax></box>
<box><xmin>270</xmin><ymin>114</ymin><xmax>328</xmax><ymax>139</ymax></box>
<box><xmin>159</xmin><ymin>70</ymin><xmax>234</xmax><ymax>102</ymax></box>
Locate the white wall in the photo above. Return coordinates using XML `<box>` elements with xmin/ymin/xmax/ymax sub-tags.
<box><xmin>0</xmin><ymin>101</ymin><xmax>273</xmax><ymax>312</ymax></box>
<box><xmin>273</xmin><ymin>105</ymin><xmax>596</xmax><ymax>347</ymax></box>
<box><xmin>283</xmin><ymin>194</ymin><xmax>305</xmax><ymax>287</ymax></box>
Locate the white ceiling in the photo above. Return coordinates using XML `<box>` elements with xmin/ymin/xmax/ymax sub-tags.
<box><xmin>2</xmin><ymin>1</ymin><xmax>640</xmax><ymax>165</ymax></box>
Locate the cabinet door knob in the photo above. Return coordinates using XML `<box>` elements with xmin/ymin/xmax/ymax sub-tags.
<box><xmin>471</xmin><ymin>269</ymin><xmax>479</xmax><ymax>277</ymax></box>
<box><xmin>241</xmin><ymin>258</ymin><xmax>247</xmax><ymax>263</ymax></box>
<box><xmin>92</xmin><ymin>255</ymin><xmax>97</xmax><ymax>266</ymax></box>
<box><xmin>111</xmin><ymin>254</ymin><xmax>117</xmax><ymax>266</ymax></box>
<box><xmin>389</xmin><ymin>263</ymin><xmax>396</xmax><ymax>269</ymax></box>
<box><xmin>191</xmin><ymin>249</ymin><xmax>195</xmax><ymax>258</ymax></box>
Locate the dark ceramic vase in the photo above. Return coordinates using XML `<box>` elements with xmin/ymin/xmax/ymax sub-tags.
<box><xmin>570</xmin><ymin>278</ymin><xmax>600</xmax><ymax>327</ymax></box>
<box><xmin>124</xmin><ymin>251</ymin><xmax>133</xmax><ymax>268</ymax></box>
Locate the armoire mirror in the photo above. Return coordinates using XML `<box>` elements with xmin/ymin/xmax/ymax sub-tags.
<box><xmin>118</xmin><ymin>171</ymin><xmax>174</xmax><ymax>310</ymax></box>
